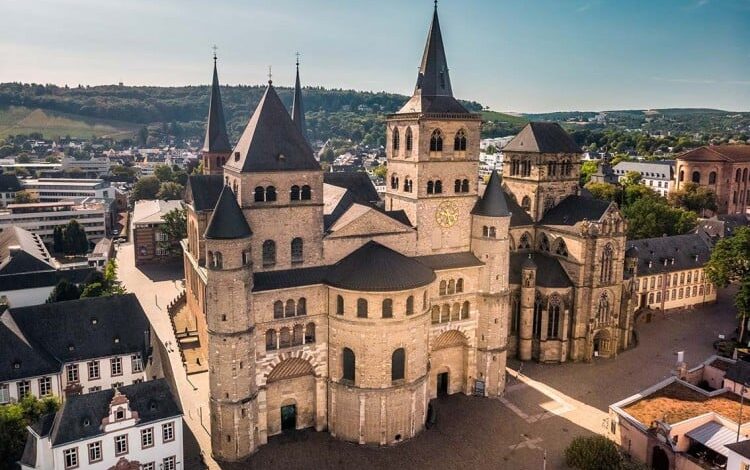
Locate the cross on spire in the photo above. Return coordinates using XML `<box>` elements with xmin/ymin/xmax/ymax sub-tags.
<box><xmin>212</xmin><ymin>45</ymin><xmax>218</xmax><ymax>62</ymax></box>
<box><xmin>295</xmin><ymin>51</ymin><xmax>301</xmax><ymax>68</ymax></box>
<box><xmin>434</xmin><ymin>0</ymin><xmax>438</xmax><ymax>10</ymax></box>
<box><xmin>267</xmin><ymin>65</ymin><xmax>273</xmax><ymax>84</ymax></box>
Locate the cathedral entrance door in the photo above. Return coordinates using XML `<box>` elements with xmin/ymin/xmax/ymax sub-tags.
<box><xmin>281</xmin><ymin>404</ymin><xmax>297</xmax><ymax>432</ymax></box>
<box><xmin>437</xmin><ymin>372</ymin><xmax>449</xmax><ymax>396</ymax></box>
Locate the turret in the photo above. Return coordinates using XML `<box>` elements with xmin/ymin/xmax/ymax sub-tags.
<box><xmin>203</xmin><ymin>185</ymin><xmax>257</xmax><ymax>461</ymax></box>
<box><xmin>519</xmin><ymin>255</ymin><xmax>537</xmax><ymax>361</ymax></box>
<box><xmin>201</xmin><ymin>53</ymin><xmax>233</xmax><ymax>175</ymax></box>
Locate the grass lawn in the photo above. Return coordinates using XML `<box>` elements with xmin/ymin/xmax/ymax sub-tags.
<box><xmin>0</xmin><ymin>105</ymin><xmax>140</xmax><ymax>139</ymax></box>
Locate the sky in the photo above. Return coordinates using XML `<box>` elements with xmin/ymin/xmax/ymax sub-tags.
<box><xmin>2</xmin><ymin>0</ymin><xmax>750</xmax><ymax>113</ymax></box>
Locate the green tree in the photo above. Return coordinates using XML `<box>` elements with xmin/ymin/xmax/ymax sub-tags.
<box><xmin>79</xmin><ymin>259</ymin><xmax>125</xmax><ymax>298</ymax></box>
<box><xmin>580</xmin><ymin>160</ymin><xmax>599</xmax><ymax>185</ymax></box>
<box><xmin>131</xmin><ymin>176</ymin><xmax>160</xmax><ymax>201</ymax></box>
<box><xmin>372</xmin><ymin>164</ymin><xmax>387</xmax><ymax>179</ymax></box>
<box><xmin>158</xmin><ymin>208</ymin><xmax>187</xmax><ymax>256</ymax></box>
<box><xmin>668</xmin><ymin>182</ymin><xmax>718</xmax><ymax>215</ymax></box>
<box><xmin>154</xmin><ymin>164</ymin><xmax>174</xmax><ymax>182</ymax></box>
<box><xmin>620</xmin><ymin>171</ymin><xmax>642</xmax><ymax>187</ymax></box>
<box><xmin>46</xmin><ymin>278</ymin><xmax>81</xmax><ymax>302</ymax></box>
<box><xmin>191</xmin><ymin>161</ymin><xmax>204</xmax><ymax>175</ymax></box>
<box><xmin>622</xmin><ymin>197</ymin><xmax>697</xmax><ymax>239</ymax></box>
<box><xmin>13</xmin><ymin>190</ymin><xmax>38</xmax><ymax>204</ymax></box>
<box><xmin>157</xmin><ymin>181</ymin><xmax>185</xmax><ymax>200</ymax></box>
<box><xmin>15</xmin><ymin>155</ymin><xmax>31</xmax><ymax>164</ymax></box>
<box><xmin>622</xmin><ymin>184</ymin><xmax>659</xmax><ymax>208</ymax></box>
<box><xmin>565</xmin><ymin>435</ymin><xmax>622</xmax><ymax>470</ymax></box>
<box><xmin>62</xmin><ymin>219</ymin><xmax>89</xmax><ymax>255</ymax></box>
<box><xmin>485</xmin><ymin>144</ymin><xmax>496</xmax><ymax>154</ymax></box>
<box><xmin>0</xmin><ymin>395</ymin><xmax>60</xmax><ymax>467</ymax></box>
<box><xmin>52</xmin><ymin>226</ymin><xmax>64</xmax><ymax>253</ymax></box>
<box><xmin>584</xmin><ymin>182</ymin><xmax>620</xmax><ymax>202</ymax></box>
<box><xmin>705</xmin><ymin>227</ymin><xmax>750</xmax><ymax>340</ymax></box>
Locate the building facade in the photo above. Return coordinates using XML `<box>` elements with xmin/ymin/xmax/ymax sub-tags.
<box><xmin>611</xmin><ymin>160</ymin><xmax>674</xmax><ymax>197</ymax></box>
<box><xmin>21</xmin><ymin>178</ymin><xmax>113</xmax><ymax>202</ymax></box>
<box><xmin>182</xmin><ymin>5</ymin><xmax>636</xmax><ymax>462</ymax></box>
<box><xmin>132</xmin><ymin>199</ymin><xmax>184</xmax><ymax>265</ymax></box>
<box><xmin>0</xmin><ymin>200</ymin><xmax>107</xmax><ymax>243</ymax></box>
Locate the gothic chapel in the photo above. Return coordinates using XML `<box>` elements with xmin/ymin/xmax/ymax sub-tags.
<box><xmin>182</xmin><ymin>4</ymin><xmax>636</xmax><ymax>461</ymax></box>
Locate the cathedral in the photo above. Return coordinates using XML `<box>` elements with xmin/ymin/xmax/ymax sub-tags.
<box><xmin>181</xmin><ymin>4</ymin><xmax>637</xmax><ymax>461</ymax></box>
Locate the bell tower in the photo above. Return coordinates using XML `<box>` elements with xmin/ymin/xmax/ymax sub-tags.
<box><xmin>384</xmin><ymin>3</ymin><xmax>481</xmax><ymax>255</ymax></box>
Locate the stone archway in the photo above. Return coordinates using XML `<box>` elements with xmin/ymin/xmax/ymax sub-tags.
<box><xmin>593</xmin><ymin>329</ymin><xmax>612</xmax><ymax>358</ymax></box>
<box><xmin>430</xmin><ymin>330</ymin><xmax>469</xmax><ymax>398</ymax></box>
<box><xmin>651</xmin><ymin>446</ymin><xmax>670</xmax><ymax>470</ymax></box>
<box><xmin>265</xmin><ymin>357</ymin><xmax>316</xmax><ymax>436</ymax></box>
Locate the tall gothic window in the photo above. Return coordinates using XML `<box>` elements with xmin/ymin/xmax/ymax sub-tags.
<box><xmin>405</xmin><ymin>127</ymin><xmax>413</xmax><ymax>152</ymax></box>
<box><xmin>262</xmin><ymin>240</ymin><xmax>276</xmax><ymax>267</ymax></box>
<box><xmin>533</xmin><ymin>294</ymin><xmax>543</xmax><ymax>339</ymax></box>
<box><xmin>521</xmin><ymin>196</ymin><xmax>531</xmax><ymax>212</ymax></box>
<box><xmin>391</xmin><ymin>348</ymin><xmax>405</xmax><ymax>381</ymax></box>
<box><xmin>342</xmin><ymin>348</ymin><xmax>355</xmax><ymax>382</ymax></box>
<box><xmin>392</xmin><ymin>128</ymin><xmax>400</xmax><ymax>151</ymax></box>
<box><xmin>547</xmin><ymin>296</ymin><xmax>561</xmax><ymax>339</ymax></box>
<box><xmin>554</xmin><ymin>238</ymin><xmax>568</xmax><ymax>257</ymax></box>
<box><xmin>596</xmin><ymin>292</ymin><xmax>610</xmax><ymax>325</ymax></box>
<box><xmin>454</xmin><ymin>129</ymin><xmax>467</xmax><ymax>151</ymax></box>
<box><xmin>519</xmin><ymin>232</ymin><xmax>531</xmax><ymax>250</ymax></box>
<box><xmin>538</xmin><ymin>233</ymin><xmax>550</xmax><ymax>252</ymax></box>
<box><xmin>291</xmin><ymin>237</ymin><xmax>303</xmax><ymax>264</ymax></box>
<box><xmin>600</xmin><ymin>243</ymin><xmax>614</xmax><ymax>284</ymax></box>
<box><xmin>430</xmin><ymin>130</ymin><xmax>443</xmax><ymax>152</ymax></box>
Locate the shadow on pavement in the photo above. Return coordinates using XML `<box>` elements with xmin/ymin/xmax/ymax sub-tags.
<box><xmin>136</xmin><ymin>260</ymin><xmax>185</xmax><ymax>282</ymax></box>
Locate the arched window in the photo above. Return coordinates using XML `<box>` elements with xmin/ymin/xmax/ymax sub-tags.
<box><xmin>273</xmin><ymin>301</ymin><xmax>283</xmax><ymax>319</ymax></box>
<box><xmin>403</xmin><ymin>178</ymin><xmax>412</xmax><ymax>193</ymax></box>
<box><xmin>427</xmin><ymin>181</ymin><xmax>434</xmax><ymax>194</ymax></box>
<box><xmin>691</xmin><ymin>171</ymin><xmax>700</xmax><ymax>183</ymax></box>
<box><xmin>392</xmin><ymin>128</ymin><xmax>400</xmax><ymax>151</ymax></box>
<box><xmin>301</xmin><ymin>185</ymin><xmax>311</xmax><ymax>200</ymax></box>
<box><xmin>305</xmin><ymin>322</ymin><xmax>316</xmax><ymax>343</ymax></box>
<box><xmin>382</xmin><ymin>298</ymin><xmax>393</xmax><ymax>318</ymax></box>
<box><xmin>679</xmin><ymin>170</ymin><xmax>684</xmax><ymax>182</ymax></box>
<box><xmin>461</xmin><ymin>301</ymin><xmax>469</xmax><ymax>319</ymax></box>
<box><xmin>434</xmin><ymin>180</ymin><xmax>443</xmax><ymax>194</ymax></box>
<box><xmin>279</xmin><ymin>327</ymin><xmax>291</xmax><ymax>348</ymax></box>
<box><xmin>262</xmin><ymin>240</ymin><xmax>276</xmax><ymax>267</ymax></box>
<box><xmin>597</xmin><ymin>292</ymin><xmax>610</xmax><ymax>325</ymax></box>
<box><xmin>538</xmin><ymin>233</ymin><xmax>550</xmax><ymax>252</ymax></box>
<box><xmin>342</xmin><ymin>348</ymin><xmax>355</xmax><ymax>382</ymax></box>
<box><xmin>297</xmin><ymin>298</ymin><xmax>307</xmax><ymax>316</ymax></box>
<box><xmin>601</xmin><ymin>244</ymin><xmax>614</xmax><ymax>284</ymax></box>
<box><xmin>336</xmin><ymin>295</ymin><xmax>344</xmax><ymax>315</ymax></box>
<box><xmin>744</xmin><ymin>169</ymin><xmax>748</xmax><ymax>182</ymax></box>
<box><xmin>447</xmin><ymin>279</ymin><xmax>455</xmax><ymax>295</ymax></box>
<box><xmin>547</xmin><ymin>296</ymin><xmax>561</xmax><ymax>339</ymax></box>
<box><xmin>511</xmin><ymin>295</ymin><xmax>520</xmax><ymax>333</ymax></box>
<box><xmin>521</xmin><ymin>196</ymin><xmax>531</xmax><ymax>211</ymax></box>
<box><xmin>554</xmin><ymin>238</ymin><xmax>568</xmax><ymax>257</ymax></box>
<box><xmin>356</xmin><ymin>298</ymin><xmax>368</xmax><ymax>318</ymax></box>
<box><xmin>482</xmin><ymin>226</ymin><xmax>489</xmax><ymax>237</ymax></box>
<box><xmin>431</xmin><ymin>305</ymin><xmax>440</xmax><ymax>324</ymax></box>
<box><xmin>454</xmin><ymin>179</ymin><xmax>462</xmax><ymax>193</ymax></box>
<box><xmin>254</xmin><ymin>186</ymin><xmax>265</xmax><ymax>202</ymax></box>
<box><xmin>489</xmin><ymin>226</ymin><xmax>497</xmax><ymax>238</ymax></box>
<box><xmin>266</xmin><ymin>186</ymin><xmax>277</xmax><ymax>202</ymax></box>
<box><xmin>456</xmin><ymin>278</ymin><xmax>464</xmax><ymax>293</ymax></box>
<box><xmin>454</xmin><ymin>129</ymin><xmax>467</xmax><ymax>151</ymax></box>
<box><xmin>390</xmin><ymin>174</ymin><xmax>398</xmax><ymax>190</ymax></box>
<box><xmin>709</xmin><ymin>172</ymin><xmax>717</xmax><ymax>184</ymax></box>
<box><xmin>737</xmin><ymin>169</ymin><xmax>742</xmax><ymax>182</ymax></box>
<box><xmin>391</xmin><ymin>348</ymin><xmax>405</xmax><ymax>381</ymax></box>
<box><xmin>519</xmin><ymin>232</ymin><xmax>531</xmax><ymax>250</ymax></box>
<box><xmin>405</xmin><ymin>127</ymin><xmax>413</xmax><ymax>152</ymax></box>
<box><xmin>461</xmin><ymin>179</ymin><xmax>469</xmax><ymax>193</ymax></box>
<box><xmin>292</xmin><ymin>325</ymin><xmax>303</xmax><ymax>346</ymax></box>
<box><xmin>406</xmin><ymin>295</ymin><xmax>414</xmax><ymax>315</ymax></box>
<box><xmin>533</xmin><ymin>294</ymin><xmax>543</xmax><ymax>339</ymax></box>
<box><xmin>441</xmin><ymin>304</ymin><xmax>450</xmax><ymax>322</ymax></box>
<box><xmin>290</xmin><ymin>185</ymin><xmax>301</xmax><ymax>201</ymax></box>
<box><xmin>291</xmin><ymin>237</ymin><xmax>303</xmax><ymax>264</ymax></box>
<box><xmin>547</xmin><ymin>161</ymin><xmax>557</xmax><ymax>176</ymax></box>
<box><xmin>213</xmin><ymin>252</ymin><xmax>223</xmax><ymax>269</ymax></box>
<box><xmin>439</xmin><ymin>280</ymin><xmax>447</xmax><ymax>295</ymax></box>
<box><xmin>451</xmin><ymin>303</ymin><xmax>460</xmax><ymax>321</ymax></box>
<box><xmin>265</xmin><ymin>330</ymin><xmax>276</xmax><ymax>351</ymax></box>
<box><xmin>285</xmin><ymin>299</ymin><xmax>295</xmax><ymax>318</ymax></box>
<box><xmin>430</xmin><ymin>130</ymin><xmax>443</xmax><ymax>152</ymax></box>
<box><xmin>242</xmin><ymin>250</ymin><xmax>251</xmax><ymax>266</ymax></box>
<box><xmin>522</xmin><ymin>160</ymin><xmax>531</xmax><ymax>177</ymax></box>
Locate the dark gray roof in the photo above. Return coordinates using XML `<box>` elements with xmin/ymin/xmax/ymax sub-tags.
<box><xmin>0</xmin><ymin>311</ymin><xmax>59</xmax><ymax>382</ymax></box>
<box><xmin>324</xmin><ymin>172</ymin><xmax>380</xmax><ymax>204</ymax></box>
<box><xmin>253</xmin><ymin>265</ymin><xmax>329</xmax><ymax>292</ymax></box>
<box><xmin>397</xmin><ymin>6</ymin><xmax>470</xmax><ymax>115</ymax></box>
<box><xmin>0</xmin><ymin>174</ymin><xmax>22</xmax><ymax>192</ymax></box>
<box><xmin>626</xmin><ymin>233</ymin><xmax>713</xmax><ymax>277</ymax></box>
<box><xmin>611</xmin><ymin>160</ymin><xmax>674</xmax><ymax>181</ymax></box>
<box><xmin>540</xmin><ymin>195</ymin><xmax>611</xmax><ymax>226</ymax></box>
<box><xmin>202</xmin><ymin>59</ymin><xmax>232</xmax><ymax>153</ymax></box>
<box><xmin>725</xmin><ymin>361</ymin><xmax>750</xmax><ymax>386</ymax></box>
<box><xmin>0</xmin><ymin>267</ymin><xmax>92</xmax><ymax>291</ymax></box>
<box><xmin>414</xmin><ymin>252</ymin><xmax>483</xmax><ymax>270</ymax></box>
<box><xmin>186</xmin><ymin>174</ymin><xmax>224</xmax><ymax>211</ymax></box>
<box><xmin>50</xmin><ymin>379</ymin><xmax>181</xmax><ymax>446</ymax></box>
<box><xmin>504</xmin><ymin>122</ymin><xmax>581</xmax><ymax>154</ymax></box>
<box><xmin>505</xmin><ymin>191</ymin><xmax>534</xmax><ymax>227</ymax></box>
<box><xmin>382</xmin><ymin>209</ymin><xmax>412</xmax><ymax>227</ymax></box>
<box><xmin>20</xmin><ymin>413</ymin><xmax>56</xmax><ymax>467</ymax></box>
<box><xmin>292</xmin><ymin>62</ymin><xmax>307</xmax><ymax>142</ymax></box>
<box><xmin>0</xmin><ymin>226</ymin><xmax>53</xmax><ymax>275</ymax></box>
<box><xmin>7</xmin><ymin>294</ymin><xmax>150</xmax><ymax>366</ymax></box>
<box><xmin>726</xmin><ymin>439</ymin><xmax>750</xmax><ymax>459</ymax></box>
<box><xmin>224</xmin><ymin>83</ymin><xmax>320</xmax><ymax>173</ymax></box>
<box><xmin>325</xmin><ymin>241</ymin><xmax>436</xmax><ymax>292</ymax></box>
<box><xmin>509</xmin><ymin>252</ymin><xmax>572</xmax><ymax>288</ymax></box>
<box><xmin>204</xmin><ymin>185</ymin><xmax>252</xmax><ymax>239</ymax></box>
<box><xmin>522</xmin><ymin>254</ymin><xmax>537</xmax><ymax>269</ymax></box>
<box><xmin>472</xmin><ymin>171</ymin><xmax>509</xmax><ymax>217</ymax></box>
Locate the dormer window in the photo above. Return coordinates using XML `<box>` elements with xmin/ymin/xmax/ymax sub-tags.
<box><xmin>115</xmin><ymin>408</ymin><xmax>125</xmax><ymax>421</ymax></box>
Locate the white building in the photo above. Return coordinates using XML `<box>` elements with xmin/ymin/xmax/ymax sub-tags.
<box><xmin>0</xmin><ymin>294</ymin><xmax>152</xmax><ymax>405</ymax></box>
<box><xmin>726</xmin><ymin>440</ymin><xmax>750</xmax><ymax>470</ymax></box>
<box><xmin>19</xmin><ymin>379</ymin><xmax>183</xmax><ymax>470</ymax></box>
<box><xmin>611</xmin><ymin>160</ymin><xmax>675</xmax><ymax>197</ymax></box>
<box><xmin>61</xmin><ymin>156</ymin><xmax>112</xmax><ymax>177</ymax></box>
<box><xmin>21</xmin><ymin>178</ymin><xmax>113</xmax><ymax>202</ymax></box>
<box><xmin>0</xmin><ymin>200</ymin><xmax>108</xmax><ymax>242</ymax></box>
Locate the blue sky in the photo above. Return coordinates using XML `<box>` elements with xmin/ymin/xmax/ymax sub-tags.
<box><xmin>2</xmin><ymin>0</ymin><xmax>749</xmax><ymax>112</ymax></box>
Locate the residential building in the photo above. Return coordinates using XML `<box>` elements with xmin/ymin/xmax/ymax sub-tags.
<box><xmin>0</xmin><ymin>173</ymin><xmax>22</xmax><ymax>207</ymax></box>
<box><xmin>675</xmin><ymin>145</ymin><xmax>750</xmax><ymax>215</ymax></box>
<box><xmin>0</xmin><ymin>294</ymin><xmax>152</xmax><ymax>403</ymax></box>
<box><xmin>19</xmin><ymin>379</ymin><xmax>183</xmax><ymax>470</ymax></box>
<box><xmin>0</xmin><ymin>200</ymin><xmax>108</xmax><ymax>243</ymax></box>
<box><xmin>22</xmin><ymin>178</ymin><xmax>113</xmax><ymax>202</ymax></box>
<box><xmin>626</xmin><ymin>232</ymin><xmax>717</xmax><ymax>311</ymax></box>
<box><xmin>132</xmin><ymin>200</ymin><xmax>183</xmax><ymax>265</ymax></box>
<box><xmin>611</xmin><ymin>160</ymin><xmax>674</xmax><ymax>196</ymax></box>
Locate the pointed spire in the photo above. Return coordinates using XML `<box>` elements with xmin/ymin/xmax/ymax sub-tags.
<box><xmin>202</xmin><ymin>53</ymin><xmax>232</xmax><ymax>153</ymax></box>
<box><xmin>472</xmin><ymin>170</ymin><xmax>510</xmax><ymax>217</ymax></box>
<box><xmin>291</xmin><ymin>53</ymin><xmax>308</xmax><ymax>142</ymax></box>
<box><xmin>205</xmin><ymin>185</ymin><xmax>252</xmax><ymax>239</ymax></box>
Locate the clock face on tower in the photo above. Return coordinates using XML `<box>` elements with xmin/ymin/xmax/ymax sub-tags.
<box><xmin>435</xmin><ymin>201</ymin><xmax>459</xmax><ymax>228</ymax></box>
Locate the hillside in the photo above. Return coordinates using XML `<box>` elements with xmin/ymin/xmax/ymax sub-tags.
<box><xmin>0</xmin><ymin>105</ymin><xmax>140</xmax><ymax>139</ymax></box>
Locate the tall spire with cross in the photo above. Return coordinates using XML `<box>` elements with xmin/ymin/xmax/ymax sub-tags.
<box><xmin>202</xmin><ymin>46</ymin><xmax>232</xmax><ymax>155</ymax></box>
<box><xmin>291</xmin><ymin>52</ymin><xmax>308</xmax><ymax>142</ymax></box>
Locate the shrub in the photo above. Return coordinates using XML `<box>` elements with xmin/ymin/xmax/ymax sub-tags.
<box><xmin>565</xmin><ymin>435</ymin><xmax>622</xmax><ymax>470</ymax></box>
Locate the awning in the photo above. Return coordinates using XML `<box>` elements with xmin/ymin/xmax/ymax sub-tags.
<box><xmin>686</xmin><ymin>421</ymin><xmax>737</xmax><ymax>457</ymax></box>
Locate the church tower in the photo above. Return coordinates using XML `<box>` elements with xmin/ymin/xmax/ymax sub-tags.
<box><xmin>291</xmin><ymin>57</ymin><xmax>308</xmax><ymax>143</ymax></box>
<box><xmin>204</xmin><ymin>185</ymin><xmax>257</xmax><ymax>461</ymax></box>
<box><xmin>202</xmin><ymin>54</ymin><xmax>233</xmax><ymax>175</ymax></box>
<box><xmin>384</xmin><ymin>3</ymin><xmax>481</xmax><ymax>255</ymax></box>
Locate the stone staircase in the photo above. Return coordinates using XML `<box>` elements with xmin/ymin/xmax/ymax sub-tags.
<box><xmin>167</xmin><ymin>291</ymin><xmax>208</xmax><ymax>375</ymax></box>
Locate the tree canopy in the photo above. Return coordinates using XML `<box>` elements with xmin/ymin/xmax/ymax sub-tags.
<box><xmin>0</xmin><ymin>395</ymin><xmax>60</xmax><ymax>467</ymax></box>
<box><xmin>131</xmin><ymin>176</ymin><xmax>160</xmax><ymax>201</ymax></box>
<box><xmin>158</xmin><ymin>208</ymin><xmax>187</xmax><ymax>256</ymax></box>
<box><xmin>13</xmin><ymin>190</ymin><xmax>37</xmax><ymax>204</ymax></box>
<box><xmin>157</xmin><ymin>181</ymin><xmax>185</xmax><ymax>201</ymax></box>
<box><xmin>668</xmin><ymin>182</ymin><xmax>718</xmax><ymax>215</ymax></box>
<box><xmin>61</xmin><ymin>219</ymin><xmax>89</xmax><ymax>255</ymax></box>
<box><xmin>705</xmin><ymin>227</ymin><xmax>750</xmax><ymax>338</ymax></box>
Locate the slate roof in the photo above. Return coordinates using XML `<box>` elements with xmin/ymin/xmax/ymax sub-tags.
<box><xmin>20</xmin><ymin>413</ymin><xmax>56</xmax><ymax>467</ymax></box>
<box><xmin>505</xmin><ymin>190</ymin><xmax>534</xmax><ymax>227</ymax></box>
<box><xmin>292</xmin><ymin>62</ymin><xmax>308</xmax><ymax>142</ymax></box>
<box><xmin>253</xmin><ymin>265</ymin><xmax>329</xmax><ymax>292</ymax></box>
<box><xmin>325</xmin><ymin>241</ymin><xmax>436</xmax><ymax>292</ymax></box>
<box><xmin>0</xmin><ymin>173</ymin><xmax>22</xmax><ymax>192</ymax></box>
<box><xmin>726</xmin><ymin>439</ymin><xmax>750</xmax><ymax>459</ymax></box>
<box><xmin>323</xmin><ymin>172</ymin><xmax>380</xmax><ymax>204</ymax></box>
<box><xmin>4</xmin><ymin>294</ymin><xmax>150</xmax><ymax>371</ymax></box>
<box><xmin>472</xmin><ymin>171</ymin><xmax>510</xmax><ymax>217</ymax></box>
<box><xmin>509</xmin><ymin>252</ymin><xmax>572</xmax><ymax>288</ymax></box>
<box><xmin>725</xmin><ymin>360</ymin><xmax>750</xmax><ymax>385</ymax></box>
<box><xmin>204</xmin><ymin>185</ymin><xmax>252</xmax><ymax>239</ymax></box>
<box><xmin>677</xmin><ymin>145</ymin><xmax>750</xmax><ymax>163</ymax></box>
<box><xmin>0</xmin><ymin>267</ymin><xmax>92</xmax><ymax>291</ymax></box>
<box><xmin>50</xmin><ymin>378</ymin><xmax>181</xmax><ymax>446</ymax></box>
<box><xmin>202</xmin><ymin>59</ymin><xmax>232</xmax><ymax>153</ymax></box>
<box><xmin>540</xmin><ymin>195</ymin><xmax>612</xmax><ymax>226</ymax></box>
<box><xmin>224</xmin><ymin>83</ymin><xmax>320</xmax><ymax>173</ymax></box>
<box><xmin>0</xmin><ymin>226</ymin><xmax>54</xmax><ymax>275</ymax></box>
<box><xmin>503</xmin><ymin>122</ymin><xmax>582</xmax><ymax>154</ymax></box>
<box><xmin>612</xmin><ymin>160</ymin><xmax>674</xmax><ymax>181</ymax></box>
<box><xmin>186</xmin><ymin>174</ymin><xmax>224</xmax><ymax>211</ymax></box>
<box><xmin>0</xmin><ymin>311</ymin><xmax>59</xmax><ymax>382</ymax></box>
<box><xmin>397</xmin><ymin>6</ymin><xmax>470</xmax><ymax>115</ymax></box>
<box><xmin>414</xmin><ymin>252</ymin><xmax>483</xmax><ymax>270</ymax></box>
<box><xmin>626</xmin><ymin>232</ymin><xmax>713</xmax><ymax>277</ymax></box>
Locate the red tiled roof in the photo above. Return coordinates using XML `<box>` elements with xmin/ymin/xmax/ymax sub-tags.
<box><xmin>677</xmin><ymin>145</ymin><xmax>750</xmax><ymax>163</ymax></box>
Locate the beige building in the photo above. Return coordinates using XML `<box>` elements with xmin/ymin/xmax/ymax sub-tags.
<box><xmin>132</xmin><ymin>199</ymin><xmax>183</xmax><ymax>265</ymax></box>
<box><xmin>181</xmin><ymin>5</ymin><xmax>636</xmax><ymax>462</ymax></box>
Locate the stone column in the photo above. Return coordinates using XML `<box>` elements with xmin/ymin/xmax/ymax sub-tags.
<box><xmin>315</xmin><ymin>377</ymin><xmax>326</xmax><ymax>431</ymax></box>
<box><xmin>519</xmin><ymin>257</ymin><xmax>537</xmax><ymax>361</ymax></box>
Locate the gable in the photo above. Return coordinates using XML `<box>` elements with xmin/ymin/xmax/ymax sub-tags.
<box><xmin>327</xmin><ymin>203</ymin><xmax>413</xmax><ymax>239</ymax></box>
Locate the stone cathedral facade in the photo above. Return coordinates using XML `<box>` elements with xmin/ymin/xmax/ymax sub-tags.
<box><xmin>181</xmin><ymin>5</ymin><xmax>637</xmax><ymax>462</ymax></box>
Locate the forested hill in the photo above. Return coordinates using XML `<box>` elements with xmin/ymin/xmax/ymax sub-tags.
<box><xmin>1</xmin><ymin>82</ymin><xmax>510</xmax><ymax>147</ymax></box>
